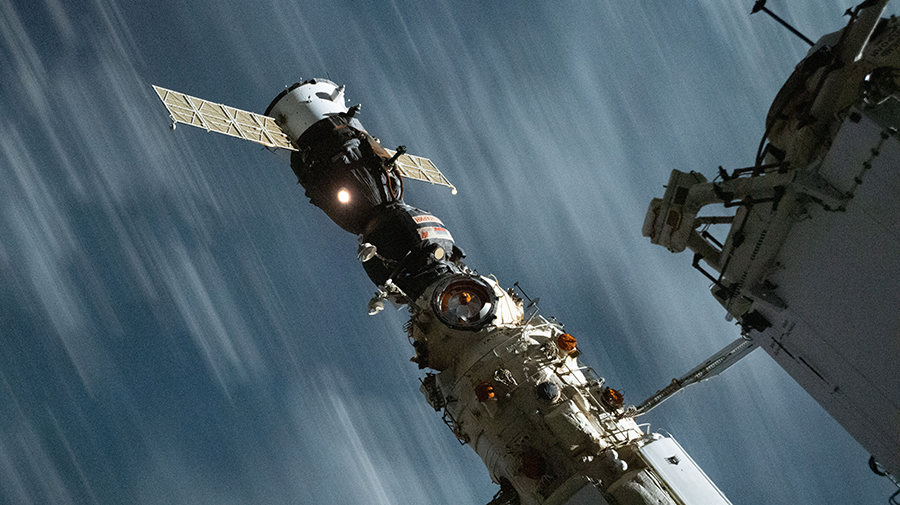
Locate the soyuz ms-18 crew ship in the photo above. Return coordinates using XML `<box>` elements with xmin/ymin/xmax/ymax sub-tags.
<box><xmin>152</xmin><ymin>0</ymin><xmax>900</xmax><ymax>502</ymax></box>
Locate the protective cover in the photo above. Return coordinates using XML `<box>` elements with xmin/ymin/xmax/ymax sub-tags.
<box><xmin>264</xmin><ymin>79</ymin><xmax>348</xmax><ymax>142</ymax></box>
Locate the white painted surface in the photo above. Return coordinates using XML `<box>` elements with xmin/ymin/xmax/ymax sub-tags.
<box><xmin>640</xmin><ymin>436</ymin><xmax>732</xmax><ymax>505</ymax></box>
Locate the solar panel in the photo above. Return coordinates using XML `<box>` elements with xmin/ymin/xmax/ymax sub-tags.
<box><xmin>152</xmin><ymin>85</ymin><xmax>297</xmax><ymax>151</ymax></box>
<box><xmin>153</xmin><ymin>85</ymin><xmax>454</xmax><ymax>193</ymax></box>
<box><xmin>385</xmin><ymin>149</ymin><xmax>457</xmax><ymax>194</ymax></box>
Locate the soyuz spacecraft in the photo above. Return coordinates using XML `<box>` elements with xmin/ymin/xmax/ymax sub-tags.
<box><xmin>153</xmin><ymin>0</ymin><xmax>899</xmax><ymax>503</ymax></box>
<box><xmin>153</xmin><ymin>76</ymin><xmax>729</xmax><ymax>505</ymax></box>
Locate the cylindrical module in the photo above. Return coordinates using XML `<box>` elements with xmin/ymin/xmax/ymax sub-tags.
<box><xmin>410</xmin><ymin>275</ymin><xmax>730</xmax><ymax>504</ymax></box>
<box><xmin>268</xmin><ymin>80</ymin><xmax>733</xmax><ymax>505</ymax></box>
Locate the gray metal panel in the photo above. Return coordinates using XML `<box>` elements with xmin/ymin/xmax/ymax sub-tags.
<box><xmin>152</xmin><ymin>85</ymin><xmax>297</xmax><ymax>151</ymax></box>
<box><xmin>385</xmin><ymin>149</ymin><xmax>456</xmax><ymax>193</ymax></box>
<box><xmin>754</xmin><ymin>105</ymin><xmax>900</xmax><ymax>478</ymax></box>
<box><xmin>639</xmin><ymin>436</ymin><xmax>732</xmax><ymax>505</ymax></box>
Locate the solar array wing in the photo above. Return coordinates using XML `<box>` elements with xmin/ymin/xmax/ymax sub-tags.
<box><xmin>385</xmin><ymin>149</ymin><xmax>457</xmax><ymax>194</ymax></box>
<box><xmin>152</xmin><ymin>85</ymin><xmax>297</xmax><ymax>151</ymax></box>
<box><xmin>152</xmin><ymin>85</ymin><xmax>454</xmax><ymax>192</ymax></box>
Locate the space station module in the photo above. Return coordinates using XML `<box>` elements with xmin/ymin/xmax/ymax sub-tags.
<box><xmin>261</xmin><ymin>79</ymin><xmax>732</xmax><ymax>505</ymax></box>
<box><xmin>642</xmin><ymin>2</ymin><xmax>900</xmax><ymax>484</ymax></box>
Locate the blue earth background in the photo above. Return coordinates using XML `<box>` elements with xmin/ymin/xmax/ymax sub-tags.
<box><xmin>1</xmin><ymin>1</ymin><xmax>897</xmax><ymax>503</ymax></box>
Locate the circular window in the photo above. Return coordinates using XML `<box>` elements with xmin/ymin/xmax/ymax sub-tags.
<box><xmin>431</xmin><ymin>275</ymin><xmax>497</xmax><ymax>330</ymax></box>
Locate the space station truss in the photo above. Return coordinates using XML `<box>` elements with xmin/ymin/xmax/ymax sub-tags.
<box><xmin>152</xmin><ymin>85</ymin><xmax>297</xmax><ymax>151</ymax></box>
<box><xmin>385</xmin><ymin>149</ymin><xmax>457</xmax><ymax>194</ymax></box>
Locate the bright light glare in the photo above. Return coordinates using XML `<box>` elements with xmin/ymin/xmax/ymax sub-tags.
<box><xmin>337</xmin><ymin>189</ymin><xmax>351</xmax><ymax>204</ymax></box>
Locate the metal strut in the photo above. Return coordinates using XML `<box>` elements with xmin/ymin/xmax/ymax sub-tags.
<box><xmin>751</xmin><ymin>0</ymin><xmax>815</xmax><ymax>46</ymax></box>
<box><xmin>633</xmin><ymin>335</ymin><xmax>758</xmax><ymax>416</ymax></box>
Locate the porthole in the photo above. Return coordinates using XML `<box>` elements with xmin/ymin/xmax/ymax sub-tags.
<box><xmin>431</xmin><ymin>275</ymin><xmax>497</xmax><ymax>330</ymax></box>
